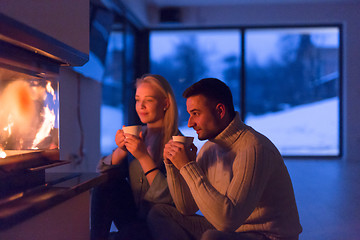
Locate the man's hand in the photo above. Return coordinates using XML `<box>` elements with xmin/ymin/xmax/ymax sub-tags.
<box><xmin>164</xmin><ymin>140</ymin><xmax>197</xmax><ymax>170</ymax></box>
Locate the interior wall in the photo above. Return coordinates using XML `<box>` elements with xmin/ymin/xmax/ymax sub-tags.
<box><xmin>0</xmin><ymin>1</ymin><xmax>99</xmax><ymax>171</ymax></box>
<box><xmin>0</xmin><ymin>0</ymin><xmax>89</xmax><ymax>54</ymax></box>
<box><xmin>142</xmin><ymin>2</ymin><xmax>360</xmax><ymax>162</ymax></box>
<box><xmin>51</xmin><ymin>67</ymin><xmax>101</xmax><ymax>173</ymax></box>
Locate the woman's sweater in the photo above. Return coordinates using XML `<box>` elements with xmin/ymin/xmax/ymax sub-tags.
<box><xmin>165</xmin><ymin>113</ymin><xmax>302</xmax><ymax>240</ymax></box>
<box><xmin>98</xmin><ymin>148</ymin><xmax>173</xmax><ymax>218</ymax></box>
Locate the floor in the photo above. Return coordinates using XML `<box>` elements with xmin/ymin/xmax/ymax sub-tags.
<box><xmin>285</xmin><ymin>159</ymin><xmax>360</xmax><ymax>240</ymax></box>
<box><xmin>110</xmin><ymin>159</ymin><xmax>360</xmax><ymax>239</ymax></box>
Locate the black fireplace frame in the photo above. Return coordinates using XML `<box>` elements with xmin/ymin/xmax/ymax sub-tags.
<box><xmin>0</xmin><ymin>13</ymin><xmax>88</xmax><ymax>69</ymax></box>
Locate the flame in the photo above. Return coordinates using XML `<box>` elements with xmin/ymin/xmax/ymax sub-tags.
<box><xmin>4</xmin><ymin>115</ymin><xmax>14</xmax><ymax>135</ymax></box>
<box><xmin>31</xmin><ymin>106</ymin><xmax>55</xmax><ymax>148</ymax></box>
<box><xmin>0</xmin><ymin>79</ymin><xmax>58</xmax><ymax>150</ymax></box>
<box><xmin>0</xmin><ymin>147</ymin><xmax>6</xmax><ymax>158</ymax></box>
<box><xmin>46</xmin><ymin>81</ymin><xmax>56</xmax><ymax>102</ymax></box>
<box><xmin>31</xmin><ymin>80</ymin><xmax>57</xmax><ymax>149</ymax></box>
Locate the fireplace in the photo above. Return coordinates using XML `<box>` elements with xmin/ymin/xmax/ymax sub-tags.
<box><xmin>0</xmin><ymin>13</ymin><xmax>88</xmax><ymax>200</ymax></box>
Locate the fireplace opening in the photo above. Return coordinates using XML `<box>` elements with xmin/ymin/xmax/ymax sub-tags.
<box><xmin>0</xmin><ymin>65</ymin><xmax>59</xmax><ymax>156</ymax></box>
<box><xmin>0</xmin><ymin>13</ymin><xmax>88</xmax><ymax>200</ymax></box>
<box><xmin>0</xmin><ymin>42</ymin><xmax>65</xmax><ymax>198</ymax></box>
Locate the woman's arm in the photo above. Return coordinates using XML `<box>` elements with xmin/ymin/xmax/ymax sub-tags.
<box><xmin>96</xmin><ymin>147</ymin><xmax>127</xmax><ymax>173</ymax></box>
<box><xmin>111</xmin><ymin>147</ymin><xmax>128</xmax><ymax>165</ymax></box>
<box><xmin>124</xmin><ymin>132</ymin><xmax>159</xmax><ymax>185</ymax></box>
<box><xmin>96</xmin><ymin>129</ymin><xmax>128</xmax><ymax>172</ymax></box>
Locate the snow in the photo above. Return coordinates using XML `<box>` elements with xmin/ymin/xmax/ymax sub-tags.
<box><xmin>180</xmin><ymin>97</ymin><xmax>339</xmax><ymax>156</ymax></box>
<box><xmin>246</xmin><ymin>97</ymin><xmax>339</xmax><ymax>155</ymax></box>
<box><xmin>102</xmin><ymin>98</ymin><xmax>339</xmax><ymax>156</ymax></box>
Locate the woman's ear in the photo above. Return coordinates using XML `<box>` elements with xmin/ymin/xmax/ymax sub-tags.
<box><xmin>163</xmin><ymin>98</ymin><xmax>170</xmax><ymax>111</ymax></box>
<box><xmin>215</xmin><ymin>103</ymin><xmax>226</xmax><ymax>119</ymax></box>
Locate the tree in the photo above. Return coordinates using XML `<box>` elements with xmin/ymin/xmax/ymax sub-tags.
<box><xmin>151</xmin><ymin>35</ymin><xmax>209</xmax><ymax>124</ymax></box>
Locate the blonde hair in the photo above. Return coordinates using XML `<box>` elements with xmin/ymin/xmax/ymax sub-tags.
<box><xmin>135</xmin><ymin>74</ymin><xmax>178</xmax><ymax>163</ymax></box>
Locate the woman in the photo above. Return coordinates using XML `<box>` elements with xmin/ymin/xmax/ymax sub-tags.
<box><xmin>91</xmin><ymin>74</ymin><xmax>179</xmax><ymax>240</ymax></box>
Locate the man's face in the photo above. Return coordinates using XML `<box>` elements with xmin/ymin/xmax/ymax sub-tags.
<box><xmin>186</xmin><ymin>95</ymin><xmax>222</xmax><ymax>140</ymax></box>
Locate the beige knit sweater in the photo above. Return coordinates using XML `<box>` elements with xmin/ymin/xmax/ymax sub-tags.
<box><xmin>165</xmin><ymin>113</ymin><xmax>302</xmax><ymax>240</ymax></box>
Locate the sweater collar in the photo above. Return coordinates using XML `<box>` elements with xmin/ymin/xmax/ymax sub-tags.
<box><xmin>209</xmin><ymin>112</ymin><xmax>247</xmax><ymax>148</ymax></box>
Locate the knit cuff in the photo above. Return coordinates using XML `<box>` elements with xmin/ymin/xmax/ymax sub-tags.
<box><xmin>180</xmin><ymin>161</ymin><xmax>204</xmax><ymax>185</ymax></box>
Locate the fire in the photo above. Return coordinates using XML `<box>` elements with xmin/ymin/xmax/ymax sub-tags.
<box><xmin>46</xmin><ymin>81</ymin><xmax>56</xmax><ymax>102</ymax></box>
<box><xmin>31</xmin><ymin>106</ymin><xmax>56</xmax><ymax>149</ymax></box>
<box><xmin>31</xmin><ymin>81</ymin><xmax>57</xmax><ymax>149</ymax></box>
<box><xmin>0</xmin><ymin>147</ymin><xmax>6</xmax><ymax>158</ymax></box>
<box><xmin>0</xmin><ymin>79</ymin><xmax>58</xmax><ymax>150</ymax></box>
<box><xmin>4</xmin><ymin>115</ymin><xmax>14</xmax><ymax>135</ymax></box>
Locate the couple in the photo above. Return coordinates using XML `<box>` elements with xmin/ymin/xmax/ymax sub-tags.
<box><xmin>91</xmin><ymin>74</ymin><xmax>302</xmax><ymax>240</ymax></box>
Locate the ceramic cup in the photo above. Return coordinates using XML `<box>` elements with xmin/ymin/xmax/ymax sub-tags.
<box><xmin>123</xmin><ymin>125</ymin><xmax>142</xmax><ymax>137</ymax></box>
<box><xmin>172</xmin><ymin>136</ymin><xmax>194</xmax><ymax>146</ymax></box>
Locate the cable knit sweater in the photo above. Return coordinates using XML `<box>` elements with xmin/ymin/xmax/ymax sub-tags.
<box><xmin>165</xmin><ymin>113</ymin><xmax>302</xmax><ymax>240</ymax></box>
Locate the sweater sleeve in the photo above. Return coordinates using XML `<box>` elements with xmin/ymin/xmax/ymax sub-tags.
<box><xmin>96</xmin><ymin>152</ymin><xmax>120</xmax><ymax>173</ymax></box>
<box><xmin>143</xmin><ymin>169</ymin><xmax>173</xmax><ymax>205</ymax></box>
<box><xmin>180</xmin><ymin>143</ymin><xmax>273</xmax><ymax>232</ymax></box>
<box><xmin>165</xmin><ymin>162</ymin><xmax>199</xmax><ymax>215</ymax></box>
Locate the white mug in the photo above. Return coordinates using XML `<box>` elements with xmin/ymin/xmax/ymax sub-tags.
<box><xmin>172</xmin><ymin>136</ymin><xmax>194</xmax><ymax>146</ymax></box>
<box><xmin>123</xmin><ymin>125</ymin><xmax>142</xmax><ymax>137</ymax></box>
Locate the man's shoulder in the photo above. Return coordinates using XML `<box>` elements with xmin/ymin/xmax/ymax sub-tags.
<box><xmin>197</xmin><ymin>140</ymin><xmax>219</xmax><ymax>158</ymax></box>
<box><xmin>198</xmin><ymin>140</ymin><xmax>214</xmax><ymax>152</ymax></box>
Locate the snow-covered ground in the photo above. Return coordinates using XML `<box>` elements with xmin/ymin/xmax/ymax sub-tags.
<box><xmin>180</xmin><ymin>97</ymin><xmax>339</xmax><ymax>156</ymax></box>
<box><xmin>102</xmin><ymin>97</ymin><xmax>339</xmax><ymax>156</ymax></box>
<box><xmin>246</xmin><ymin>97</ymin><xmax>339</xmax><ymax>156</ymax></box>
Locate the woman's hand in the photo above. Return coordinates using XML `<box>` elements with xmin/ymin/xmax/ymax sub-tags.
<box><xmin>115</xmin><ymin>128</ymin><xmax>127</xmax><ymax>151</ymax></box>
<box><xmin>111</xmin><ymin>128</ymin><xmax>129</xmax><ymax>165</ymax></box>
<box><xmin>124</xmin><ymin>131</ymin><xmax>150</xmax><ymax>161</ymax></box>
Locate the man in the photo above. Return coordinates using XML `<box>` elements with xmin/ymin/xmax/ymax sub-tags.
<box><xmin>148</xmin><ymin>78</ymin><xmax>302</xmax><ymax>240</ymax></box>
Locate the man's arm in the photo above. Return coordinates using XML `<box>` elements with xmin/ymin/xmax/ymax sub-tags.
<box><xmin>163</xmin><ymin>140</ymin><xmax>199</xmax><ymax>214</ymax></box>
<box><xmin>180</xmin><ymin>145</ymin><xmax>274</xmax><ymax>231</ymax></box>
<box><xmin>165</xmin><ymin>162</ymin><xmax>199</xmax><ymax>215</ymax></box>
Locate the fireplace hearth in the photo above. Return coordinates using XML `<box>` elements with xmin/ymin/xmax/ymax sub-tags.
<box><xmin>0</xmin><ymin>12</ymin><xmax>87</xmax><ymax>201</ymax></box>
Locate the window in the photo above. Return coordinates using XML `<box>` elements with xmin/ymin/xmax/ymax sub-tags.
<box><xmin>150</xmin><ymin>29</ymin><xmax>241</xmax><ymax>150</ymax></box>
<box><xmin>73</xmin><ymin>3</ymin><xmax>138</xmax><ymax>156</ymax></box>
<box><xmin>150</xmin><ymin>26</ymin><xmax>341</xmax><ymax>157</ymax></box>
<box><xmin>245</xmin><ymin>27</ymin><xmax>340</xmax><ymax>156</ymax></box>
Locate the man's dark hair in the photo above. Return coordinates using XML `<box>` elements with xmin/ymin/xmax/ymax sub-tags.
<box><xmin>183</xmin><ymin>78</ymin><xmax>236</xmax><ymax>118</ymax></box>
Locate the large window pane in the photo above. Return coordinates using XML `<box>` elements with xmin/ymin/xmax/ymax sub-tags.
<box><xmin>101</xmin><ymin>31</ymin><xmax>125</xmax><ymax>155</ymax></box>
<box><xmin>245</xmin><ymin>27</ymin><xmax>340</xmax><ymax>156</ymax></box>
<box><xmin>150</xmin><ymin>29</ymin><xmax>241</xmax><ymax>150</ymax></box>
<box><xmin>73</xmin><ymin>3</ymin><xmax>137</xmax><ymax>156</ymax></box>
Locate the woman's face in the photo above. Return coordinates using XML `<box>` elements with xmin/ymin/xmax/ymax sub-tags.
<box><xmin>135</xmin><ymin>82</ymin><xmax>167</xmax><ymax>127</ymax></box>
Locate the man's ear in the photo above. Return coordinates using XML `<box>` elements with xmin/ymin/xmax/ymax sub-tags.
<box><xmin>215</xmin><ymin>103</ymin><xmax>226</xmax><ymax>119</ymax></box>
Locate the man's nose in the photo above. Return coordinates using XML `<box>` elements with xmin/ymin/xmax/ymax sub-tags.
<box><xmin>188</xmin><ymin>116</ymin><xmax>194</xmax><ymax>128</ymax></box>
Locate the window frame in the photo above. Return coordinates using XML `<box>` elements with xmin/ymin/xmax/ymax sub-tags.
<box><xmin>148</xmin><ymin>24</ymin><xmax>343</xmax><ymax>159</ymax></box>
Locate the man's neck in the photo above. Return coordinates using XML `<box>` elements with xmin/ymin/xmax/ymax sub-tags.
<box><xmin>215</xmin><ymin>113</ymin><xmax>235</xmax><ymax>137</ymax></box>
